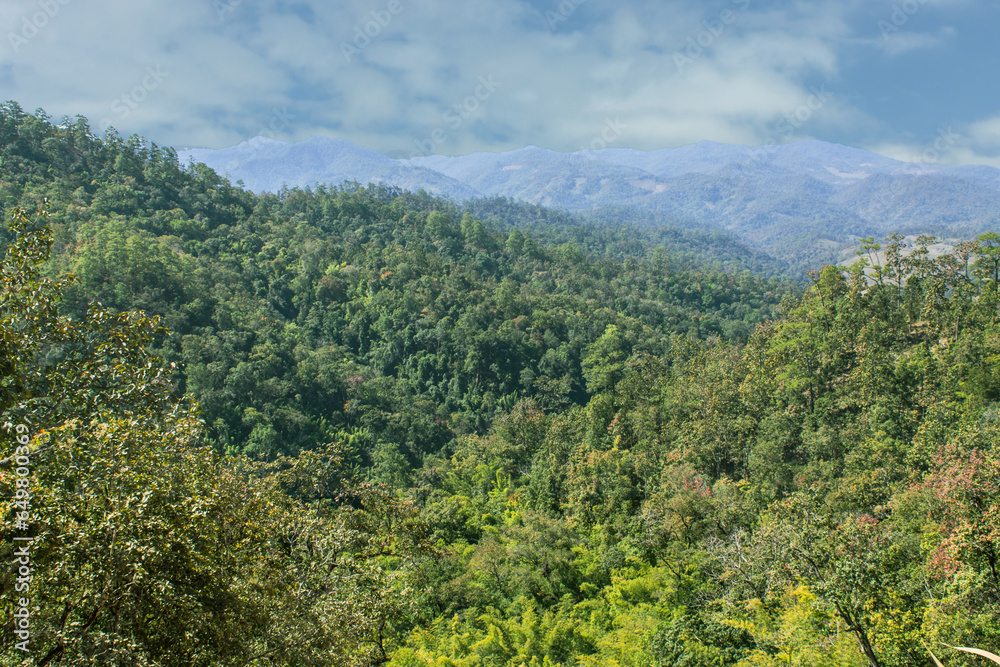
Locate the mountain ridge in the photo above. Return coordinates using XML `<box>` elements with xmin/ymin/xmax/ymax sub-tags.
<box><xmin>176</xmin><ymin>136</ymin><xmax>1000</xmax><ymax>269</ymax></box>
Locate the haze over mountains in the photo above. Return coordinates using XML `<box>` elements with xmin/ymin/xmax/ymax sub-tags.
<box><xmin>178</xmin><ymin>137</ymin><xmax>1000</xmax><ymax>269</ymax></box>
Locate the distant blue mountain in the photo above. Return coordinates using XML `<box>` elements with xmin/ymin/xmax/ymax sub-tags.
<box><xmin>176</xmin><ymin>136</ymin><xmax>1000</xmax><ymax>268</ymax></box>
<box><xmin>178</xmin><ymin>136</ymin><xmax>480</xmax><ymax>199</ymax></box>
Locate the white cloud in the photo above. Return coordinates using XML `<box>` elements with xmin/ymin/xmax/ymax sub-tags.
<box><xmin>867</xmin><ymin>114</ymin><xmax>1000</xmax><ymax>168</ymax></box>
<box><xmin>969</xmin><ymin>114</ymin><xmax>1000</xmax><ymax>149</ymax></box>
<box><xmin>865</xmin><ymin>25</ymin><xmax>956</xmax><ymax>56</ymax></box>
<box><xmin>868</xmin><ymin>141</ymin><xmax>1000</xmax><ymax>169</ymax></box>
<box><xmin>0</xmin><ymin>0</ymin><xmax>987</xmax><ymax>166</ymax></box>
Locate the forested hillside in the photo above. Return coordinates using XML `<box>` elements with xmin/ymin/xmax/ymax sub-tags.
<box><xmin>182</xmin><ymin>135</ymin><xmax>1000</xmax><ymax>274</ymax></box>
<box><xmin>0</xmin><ymin>103</ymin><xmax>789</xmax><ymax>464</ymax></box>
<box><xmin>3</xmin><ymin>104</ymin><xmax>1000</xmax><ymax>666</ymax></box>
<box><xmin>464</xmin><ymin>200</ymin><xmax>791</xmax><ymax>277</ymax></box>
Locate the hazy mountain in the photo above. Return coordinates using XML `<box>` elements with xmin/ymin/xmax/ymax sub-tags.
<box><xmin>177</xmin><ymin>137</ymin><xmax>1000</xmax><ymax>269</ymax></box>
<box><xmin>178</xmin><ymin>136</ymin><xmax>480</xmax><ymax>199</ymax></box>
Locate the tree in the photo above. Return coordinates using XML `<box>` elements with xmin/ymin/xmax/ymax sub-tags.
<box><xmin>582</xmin><ymin>324</ymin><xmax>628</xmax><ymax>395</ymax></box>
<box><xmin>976</xmin><ymin>232</ymin><xmax>1000</xmax><ymax>289</ymax></box>
<box><xmin>0</xmin><ymin>207</ymin><xmax>431</xmax><ymax>665</ymax></box>
<box><xmin>1</xmin><ymin>205</ymin><xmax>176</xmax><ymax>429</ymax></box>
<box><xmin>460</xmin><ymin>213</ymin><xmax>488</xmax><ymax>249</ymax></box>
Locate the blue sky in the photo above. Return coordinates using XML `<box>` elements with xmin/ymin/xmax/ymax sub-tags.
<box><xmin>2</xmin><ymin>0</ymin><xmax>998</xmax><ymax>164</ymax></box>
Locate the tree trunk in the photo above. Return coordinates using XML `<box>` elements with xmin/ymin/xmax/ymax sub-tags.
<box><xmin>836</xmin><ymin>603</ymin><xmax>881</xmax><ymax>667</ymax></box>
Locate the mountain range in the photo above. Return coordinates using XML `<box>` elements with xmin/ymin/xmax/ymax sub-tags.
<box><xmin>177</xmin><ymin>137</ymin><xmax>1000</xmax><ymax>270</ymax></box>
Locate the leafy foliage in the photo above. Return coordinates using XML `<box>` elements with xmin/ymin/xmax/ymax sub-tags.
<box><xmin>4</xmin><ymin>105</ymin><xmax>1000</xmax><ymax>665</ymax></box>
<box><xmin>0</xmin><ymin>206</ymin><xmax>431</xmax><ymax>666</ymax></box>
<box><xmin>0</xmin><ymin>102</ymin><xmax>791</xmax><ymax>465</ymax></box>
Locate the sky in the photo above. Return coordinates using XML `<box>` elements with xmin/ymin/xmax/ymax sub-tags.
<box><xmin>2</xmin><ymin>0</ymin><xmax>999</xmax><ymax>165</ymax></box>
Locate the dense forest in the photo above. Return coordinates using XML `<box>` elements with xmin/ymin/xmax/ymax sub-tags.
<box><xmin>3</xmin><ymin>102</ymin><xmax>1000</xmax><ymax>666</ymax></box>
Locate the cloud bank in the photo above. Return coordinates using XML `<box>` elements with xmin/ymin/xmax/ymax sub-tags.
<box><xmin>1</xmin><ymin>0</ymin><xmax>997</xmax><ymax>165</ymax></box>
